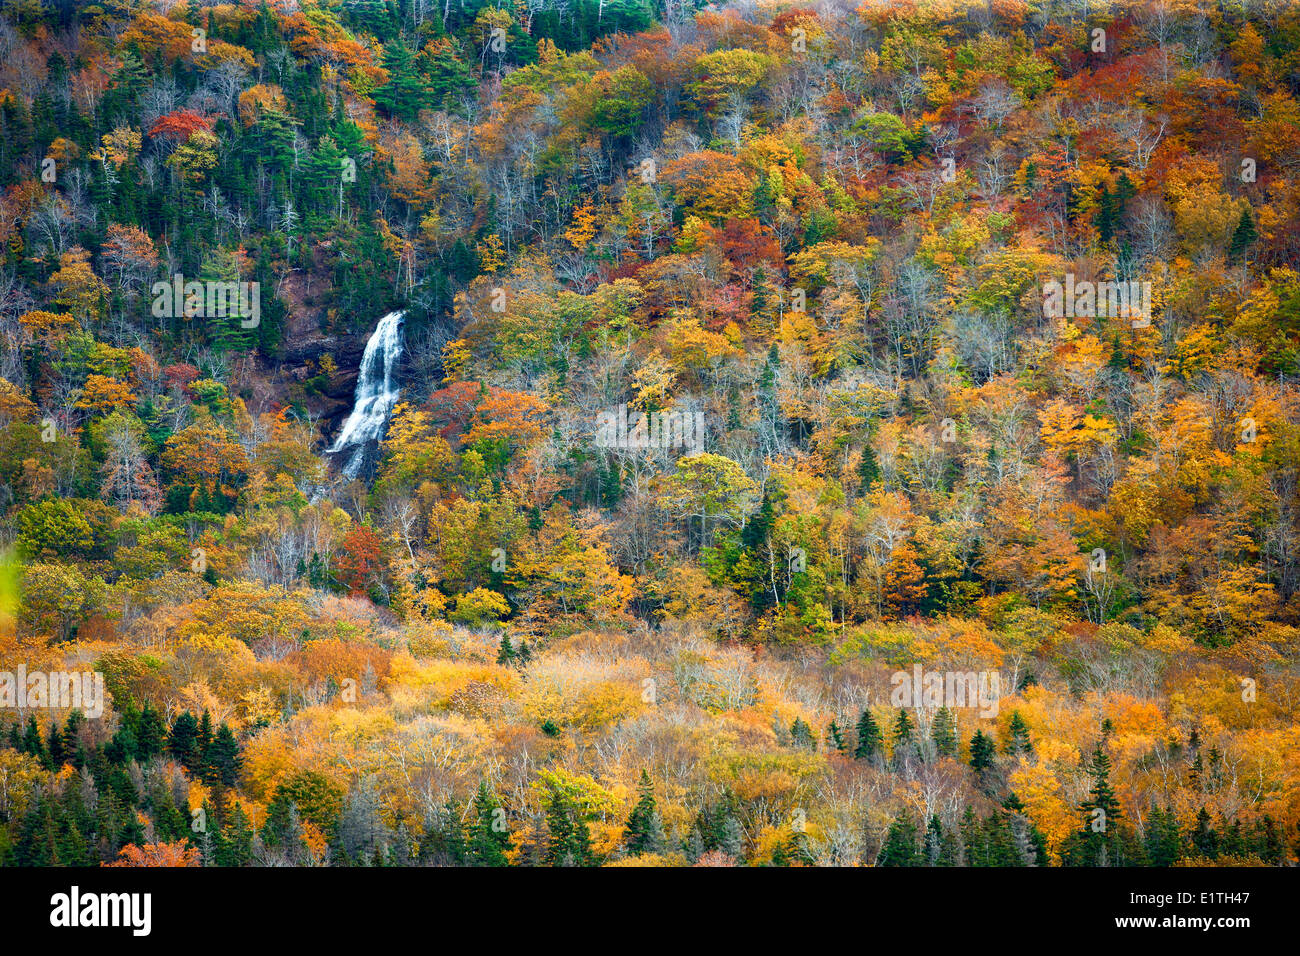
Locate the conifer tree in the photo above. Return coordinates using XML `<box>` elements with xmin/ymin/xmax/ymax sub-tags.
<box><xmin>789</xmin><ymin>717</ymin><xmax>816</xmax><ymax>750</ymax></box>
<box><xmin>880</xmin><ymin>810</ymin><xmax>919</xmax><ymax>866</ymax></box>
<box><xmin>1004</xmin><ymin>711</ymin><xmax>1032</xmax><ymax>756</ymax></box>
<box><xmin>496</xmin><ymin>633</ymin><xmax>515</xmax><ymax>665</ymax></box>
<box><xmin>135</xmin><ymin>702</ymin><xmax>166</xmax><ymax>762</ymax></box>
<box><xmin>1065</xmin><ymin>741</ymin><xmax>1126</xmax><ymax>866</ymax></box>
<box><xmin>1191</xmin><ymin>807</ymin><xmax>1218</xmax><ymax>860</ymax></box>
<box><xmin>1228</xmin><ymin>207</ymin><xmax>1258</xmax><ymax>260</ymax></box>
<box><xmin>931</xmin><ymin>707</ymin><xmax>957</xmax><ymax>757</ymax></box>
<box><xmin>217</xmin><ymin>804</ymin><xmax>254</xmax><ymax>867</ymax></box>
<box><xmin>826</xmin><ymin>719</ymin><xmax>847</xmax><ymax>754</ymax></box>
<box><xmin>206</xmin><ymin>723</ymin><xmax>242</xmax><ymax>788</ymax></box>
<box><xmin>373</xmin><ymin>40</ymin><xmax>429</xmax><ymax>122</ymax></box>
<box><xmin>466</xmin><ymin>780</ymin><xmax>510</xmax><ymax>866</ymax></box>
<box><xmin>892</xmin><ymin>709</ymin><xmax>914</xmax><ymax>744</ymax></box>
<box><xmin>969</xmin><ymin>729</ymin><xmax>996</xmax><ymax>774</ymax></box>
<box><xmin>21</xmin><ymin>716</ymin><xmax>47</xmax><ymax>767</ymax></box>
<box><xmin>543</xmin><ymin>784</ymin><xmax>593</xmax><ymax>866</ymax></box>
<box><xmin>854</xmin><ymin>708</ymin><xmax>882</xmax><ymax>760</ymax></box>
<box><xmin>623</xmin><ymin>770</ymin><xmax>665</xmax><ymax>856</ymax></box>
<box><xmin>167</xmin><ymin>711</ymin><xmax>200</xmax><ymax>771</ymax></box>
<box><xmin>196</xmin><ymin>709</ymin><xmax>214</xmax><ymax>761</ymax></box>
<box><xmin>45</xmin><ymin>721</ymin><xmax>63</xmax><ymax>767</ymax></box>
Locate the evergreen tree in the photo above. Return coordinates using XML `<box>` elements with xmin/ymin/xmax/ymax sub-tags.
<box><xmin>1003</xmin><ymin>794</ymin><xmax>1049</xmax><ymax>866</ymax></box>
<box><xmin>135</xmin><ymin>702</ymin><xmax>165</xmax><ymax>763</ymax></box>
<box><xmin>62</xmin><ymin>711</ymin><xmax>85</xmax><ymax>768</ymax></box>
<box><xmin>1065</xmin><ymin>741</ymin><xmax>1126</xmax><ymax>866</ymax></box>
<box><xmin>1004</xmin><ymin>711</ymin><xmax>1032</xmax><ymax>756</ymax></box>
<box><xmin>206</xmin><ymin>724</ymin><xmax>242</xmax><ymax>788</ymax></box>
<box><xmin>789</xmin><ymin>717</ymin><xmax>816</xmax><ymax>750</ymax></box>
<box><xmin>859</xmin><ymin>440</ymin><xmax>880</xmax><ymax>488</ymax></box>
<box><xmin>969</xmin><ymin>730</ymin><xmax>996</xmax><ymax>774</ymax></box>
<box><xmin>623</xmin><ymin>770</ymin><xmax>665</xmax><ymax>856</ymax></box>
<box><xmin>496</xmin><ymin>633</ymin><xmax>515</xmax><ymax>665</ymax></box>
<box><xmin>336</xmin><ymin>777</ymin><xmax>391</xmax><ymax>865</ymax></box>
<box><xmin>421</xmin><ymin>800</ymin><xmax>467</xmax><ymax>865</ymax></box>
<box><xmin>925</xmin><ymin>814</ymin><xmax>955</xmax><ymax>866</ymax></box>
<box><xmin>1228</xmin><ymin>207</ymin><xmax>1258</xmax><ymax>260</ymax></box>
<box><xmin>373</xmin><ymin>40</ymin><xmax>429</xmax><ymax>121</ymax></box>
<box><xmin>880</xmin><ymin>810</ymin><xmax>919</xmax><ymax>865</ymax></box>
<box><xmin>1191</xmin><ymin>807</ymin><xmax>1218</xmax><ymax>860</ymax></box>
<box><xmin>854</xmin><ymin>708</ymin><xmax>882</xmax><ymax>761</ymax></box>
<box><xmin>826</xmin><ymin>719</ymin><xmax>847</xmax><ymax>754</ymax></box>
<box><xmin>1095</xmin><ymin>184</ymin><xmax>1117</xmax><ymax>243</ymax></box>
<box><xmin>21</xmin><ymin>716</ymin><xmax>47</xmax><ymax>767</ymax></box>
<box><xmin>15</xmin><ymin>794</ymin><xmax>57</xmax><ymax>866</ymax></box>
<box><xmin>931</xmin><ymin>707</ymin><xmax>957</xmax><ymax>757</ymax></box>
<box><xmin>892</xmin><ymin>709</ymin><xmax>914</xmax><ymax>743</ymax></box>
<box><xmin>1144</xmin><ymin>805</ymin><xmax>1183</xmax><ymax>866</ymax></box>
<box><xmin>196</xmin><ymin>709</ymin><xmax>214</xmax><ymax>768</ymax></box>
<box><xmin>543</xmin><ymin>784</ymin><xmax>593</xmax><ymax>866</ymax></box>
<box><xmin>46</xmin><ymin>721</ymin><xmax>64</xmax><ymax>767</ymax></box>
<box><xmin>772</xmin><ymin>827</ymin><xmax>814</xmax><ymax>866</ymax></box>
<box><xmin>217</xmin><ymin>804</ymin><xmax>254</xmax><ymax>867</ymax></box>
<box><xmin>167</xmin><ymin>711</ymin><xmax>201</xmax><ymax>771</ymax></box>
<box><xmin>465</xmin><ymin>780</ymin><xmax>510</xmax><ymax>866</ymax></box>
<box><xmin>720</xmin><ymin>813</ymin><xmax>744</xmax><ymax>860</ymax></box>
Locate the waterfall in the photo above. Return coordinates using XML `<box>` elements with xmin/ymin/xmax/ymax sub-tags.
<box><xmin>328</xmin><ymin>310</ymin><xmax>404</xmax><ymax>479</ymax></box>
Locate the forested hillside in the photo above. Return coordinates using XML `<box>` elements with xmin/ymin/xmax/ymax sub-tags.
<box><xmin>2</xmin><ymin>0</ymin><xmax>1300</xmax><ymax>868</ymax></box>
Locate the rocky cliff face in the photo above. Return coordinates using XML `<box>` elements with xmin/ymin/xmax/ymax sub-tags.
<box><xmin>241</xmin><ymin>257</ymin><xmax>394</xmax><ymax>451</ymax></box>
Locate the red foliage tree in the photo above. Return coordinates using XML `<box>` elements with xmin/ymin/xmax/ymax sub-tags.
<box><xmin>148</xmin><ymin>110</ymin><xmax>213</xmax><ymax>143</ymax></box>
<box><xmin>334</xmin><ymin>525</ymin><xmax>387</xmax><ymax>598</ymax></box>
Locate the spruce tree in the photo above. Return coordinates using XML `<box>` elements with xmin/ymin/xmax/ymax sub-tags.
<box><xmin>466</xmin><ymin>780</ymin><xmax>510</xmax><ymax>866</ymax></box>
<box><xmin>217</xmin><ymin>804</ymin><xmax>254</xmax><ymax>867</ymax></box>
<box><xmin>789</xmin><ymin>716</ymin><xmax>816</xmax><ymax>750</ymax></box>
<box><xmin>925</xmin><ymin>814</ymin><xmax>947</xmax><ymax>866</ymax></box>
<box><xmin>959</xmin><ymin>805</ymin><xmax>984</xmax><ymax>866</ymax></box>
<box><xmin>969</xmin><ymin>729</ymin><xmax>996</xmax><ymax>774</ymax></box>
<box><xmin>496</xmin><ymin>633</ymin><xmax>515</xmax><ymax>665</ymax></box>
<box><xmin>1067</xmin><ymin>741</ymin><xmax>1126</xmax><ymax>866</ymax></box>
<box><xmin>1004</xmin><ymin>711</ymin><xmax>1032</xmax><ymax>756</ymax></box>
<box><xmin>134</xmin><ymin>701</ymin><xmax>164</xmax><ymax>762</ymax></box>
<box><xmin>720</xmin><ymin>813</ymin><xmax>744</xmax><ymax>859</ymax></box>
<box><xmin>1144</xmin><ymin>806</ymin><xmax>1182</xmax><ymax>866</ymax></box>
<box><xmin>543</xmin><ymin>784</ymin><xmax>593</xmax><ymax>866</ymax></box>
<box><xmin>892</xmin><ymin>709</ymin><xmax>914</xmax><ymax>745</ymax></box>
<box><xmin>206</xmin><ymin>724</ymin><xmax>242</xmax><ymax>788</ymax></box>
<box><xmin>167</xmin><ymin>711</ymin><xmax>200</xmax><ymax>771</ymax></box>
<box><xmin>826</xmin><ymin>719</ymin><xmax>847</xmax><ymax>754</ymax></box>
<box><xmin>880</xmin><ymin>810</ymin><xmax>919</xmax><ymax>866</ymax></box>
<box><xmin>1228</xmin><ymin>207</ymin><xmax>1257</xmax><ymax>260</ymax></box>
<box><xmin>21</xmin><ymin>716</ymin><xmax>47</xmax><ymax>767</ymax></box>
<box><xmin>196</xmin><ymin>709</ymin><xmax>214</xmax><ymax>772</ymax></box>
<box><xmin>931</xmin><ymin>707</ymin><xmax>957</xmax><ymax>757</ymax></box>
<box><xmin>623</xmin><ymin>770</ymin><xmax>665</xmax><ymax>856</ymax></box>
<box><xmin>373</xmin><ymin>40</ymin><xmax>429</xmax><ymax>121</ymax></box>
<box><xmin>1191</xmin><ymin>807</ymin><xmax>1218</xmax><ymax>860</ymax></box>
<box><xmin>46</xmin><ymin>721</ymin><xmax>64</xmax><ymax>767</ymax></box>
<box><xmin>853</xmin><ymin>708</ymin><xmax>882</xmax><ymax>760</ymax></box>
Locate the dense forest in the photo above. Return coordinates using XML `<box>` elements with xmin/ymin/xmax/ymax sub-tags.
<box><xmin>1</xmin><ymin>0</ymin><xmax>1299</xmax><ymax>868</ymax></box>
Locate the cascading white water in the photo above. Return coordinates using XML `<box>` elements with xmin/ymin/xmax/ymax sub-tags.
<box><xmin>328</xmin><ymin>310</ymin><xmax>404</xmax><ymax>479</ymax></box>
